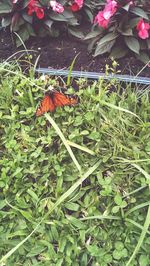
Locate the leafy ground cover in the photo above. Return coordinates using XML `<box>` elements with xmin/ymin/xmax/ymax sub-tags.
<box><xmin>0</xmin><ymin>0</ymin><xmax>150</xmax><ymax>62</ymax></box>
<box><xmin>0</xmin><ymin>60</ymin><xmax>150</xmax><ymax>265</ymax></box>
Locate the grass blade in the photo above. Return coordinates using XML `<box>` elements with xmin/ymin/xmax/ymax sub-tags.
<box><xmin>67</xmin><ymin>53</ymin><xmax>79</xmax><ymax>86</ymax></box>
<box><xmin>67</xmin><ymin>140</ymin><xmax>95</xmax><ymax>155</ymax></box>
<box><xmin>125</xmin><ymin>201</ymin><xmax>150</xmax><ymax>216</ymax></box>
<box><xmin>126</xmin><ymin>205</ymin><xmax>150</xmax><ymax>266</ymax></box>
<box><xmin>100</xmin><ymin>100</ymin><xmax>141</xmax><ymax>119</ymax></box>
<box><xmin>45</xmin><ymin>113</ymin><xmax>82</xmax><ymax>173</ymax></box>
<box><xmin>125</xmin><ymin>217</ymin><xmax>150</xmax><ymax>235</ymax></box>
<box><xmin>80</xmin><ymin>215</ymin><xmax>121</xmax><ymax>221</ymax></box>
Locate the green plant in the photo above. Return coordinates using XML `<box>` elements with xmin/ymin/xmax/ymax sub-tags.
<box><xmin>0</xmin><ymin>59</ymin><xmax>150</xmax><ymax>265</ymax></box>
<box><xmin>0</xmin><ymin>0</ymin><xmax>89</xmax><ymax>46</ymax></box>
<box><xmin>85</xmin><ymin>0</ymin><xmax>150</xmax><ymax>63</ymax></box>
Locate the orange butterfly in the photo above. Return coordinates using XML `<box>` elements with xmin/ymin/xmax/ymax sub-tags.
<box><xmin>36</xmin><ymin>90</ymin><xmax>79</xmax><ymax>117</ymax></box>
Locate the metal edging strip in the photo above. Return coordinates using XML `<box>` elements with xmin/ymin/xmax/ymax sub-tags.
<box><xmin>36</xmin><ymin>68</ymin><xmax>150</xmax><ymax>85</ymax></box>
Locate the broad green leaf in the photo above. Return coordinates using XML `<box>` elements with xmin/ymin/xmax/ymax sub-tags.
<box><xmin>84</xmin><ymin>29</ymin><xmax>103</xmax><ymax>40</ymax></box>
<box><xmin>96</xmin><ymin>32</ymin><xmax>118</xmax><ymax>46</ymax></box>
<box><xmin>121</xmin><ymin>28</ymin><xmax>133</xmax><ymax>36</ymax></box>
<box><xmin>15</xmin><ymin>27</ymin><xmax>30</xmax><ymax>47</ymax></box>
<box><xmin>0</xmin><ymin>1</ymin><xmax>12</xmax><ymax>14</ymax></box>
<box><xmin>22</xmin><ymin>12</ymin><xmax>33</xmax><ymax>24</ymax></box>
<box><xmin>19</xmin><ymin>210</ymin><xmax>34</xmax><ymax>222</ymax></box>
<box><xmin>130</xmin><ymin>7</ymin><xmax>149</xmax><ymax>20</ymax></box>
<box><xmin>27</xmin><ymin>245</ymin><xmax>46</xmax><ymax>257</ymax></box>
<box><xmin>68</xmin><ymin>28</ymin><xmax>84</xmax><ymax>39</ymax></box>
<box><xmin>94</xmin><ymin>39</ymin><xmax>116</xmax><ymax>56</ymax></box>
<box><xmin>114</xmin><ymin>194</ymin><xmax>122</xmax><ymax>206</ymax></box>
<box><xmin>110</xmin><ymin>45</ymin><xmax>128</xmax><ymax>59</ymax></box>
<box><xmin>49</xmin><ymin>13</ymin><xmax>68</xmax><ymax>22</ymax></box>
<box><xmin>124</xmin><ymin>36</ymin><xmax>140</xmax><ymax>54</ymax></box>
<box><xmin>66</xmin><ymin>215</ymin><xmax>86</xmax><ymax>229</ymax></box>
<box><xmin>65</xmin><ymin>202</ymin><xmax>80</xmax><ymax>211</ymax></box>
<box><xmin>139</xmin><ymin>254</ymin><xmax>150</xmax><ymax>266</ymax></box>
<box><xmin>87</xmin><ymin>245</ymin><xmax>106</xmax><ymax>257</ymax></box>
<box><xmin>84</xmin><ymin>8</ymin><xmax>94</xmax><ymax>23</ymax></box>
<box><xmin>94</xmin><ymin>33</ymin><xmax>118</xmax><ymax>56</ymax></box>
<box><xmin>129</xmin><ymin>18</ymin><xmax>141</xmax><ymax>28</ymax></box>
<box><xmin>27</xmin><ymin>188</ymin><xmax>39</xmax><ymax>203</ymax></box>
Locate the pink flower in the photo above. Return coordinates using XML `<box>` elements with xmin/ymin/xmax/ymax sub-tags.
<box><xmin>50</xmin><ymin>1</ymin><xmax>64</xmax><ymax>13</ymax></box>
<box><xmin>104</xmin><ymin>0</ymin><xmax>117</xmax><ymax>18</ymax></box>
<box><xmin>74</xmin><ymin>0</ymin><xmax>84</xmax><ymax>9</ymax></box>
<box><xmin>128</xmin><ymin>1</ymin><xmax>134</xmax><ymax>6</ymax></box>
<box><xmin>27</xmin><ymin>0</ymin><xmax>44</xmax><ymax>19</ymax></box>
<box><xmin>70</xmin><ymin>0</ymin><xmax>84</xmax><ymax>12</ymax></box>
<box><xmin>94</xmin><ymin>11</ymin><xmax>109</xmax><ymax>28</ymax></box>
<box><xmin>94</xmin><ymin>0</ymin><xmax>117</xmax><ymax>28</ymax></box>
<box><xmin>136</xmin><ymin>19</ymin><xmax>150</xmax><ymax>39</ymax></box>
<box><xmin>12</xmin><ymin>0</ymin><xmax>18</xmax><ymax>3</ymax></box>
<box><xmin>70</xmin><ymin>3</ymin><xmax>80</xmax><ymax>12</ymax></box>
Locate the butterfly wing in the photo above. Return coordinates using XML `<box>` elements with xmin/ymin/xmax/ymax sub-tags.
<box><xmin>52</xmin><ymin>91</ymin><xmax>78</xmax><ymax>108</ymax></box>
<box><xmin>36</xmin><ymin>94</ymin><xmax>55</xmax><ymax>117</ymax></box>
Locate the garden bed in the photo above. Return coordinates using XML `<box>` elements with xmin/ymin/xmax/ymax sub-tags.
<box><xmin>0</xmin><ymin>28</ymin><xmax>149</xmax><ymax>78</ymax></box>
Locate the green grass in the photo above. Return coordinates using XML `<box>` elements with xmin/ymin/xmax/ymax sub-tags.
<box><xmin>0</xmin><ymin>61</ymin><xmax>150</xmax><ymax>266</ymax></box>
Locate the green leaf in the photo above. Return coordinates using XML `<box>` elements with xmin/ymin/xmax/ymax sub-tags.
<box><xmin>27</xmin><ymin>188</ymin><xmax>39</xmax><ymax>203</ymax></box>
<box><xmin>22</xmin><ymin>12</ymin><xmax>33</xmax><ymax>24</ymax></box>
<box><xmin>94</xmin><ymin>39</ymin><xmax>116</xmax><ymax>56</ymax></box>
<box><xmin>84</xmin><ymin>8</ymin><xmax>94</xmax><ymax>23</ymax></box>
<box><xmin>112</xmin><ymin>206</ymin><xmax>120</xmax><ymax>213</ymax></box>
<box><xmin>0</xmin><ymin>1</ymin><xmax>12</xmax><ymax>14</ymax></box>
<box><xmin>66</xmin><ymin>216</ymin><xmax>86</xmax><ymax>229</ymax></box>
<box><xmin>87</xmin><ymin>245</ymin><xmax>100</xmax><ymax>257</ymax></box>
<box><xmin>19</xmin><ymin>210</ymin><xmax>34</xmax><ymax>222</ymax></box>
<box><xmin>129</xmin><ymin>18</ymin><xmax>141</xmax><ymax>28</ymax></box>
<box><xmin>27</xmin><ymin>245</ymin><xmax>46</xmax><ymax>257</ymax></box>
<box><xmin>121</xmin><ymin>27</ymin><xmax>133</xmax><ymax>36</ymax></box>
<box><xmin>113</xmin><ymin>249</ymin><xmax>123</xmax><ymax>260</ymax></box>
<box><xmin>114</xmin><ymin>194</ymin><xmax>122</xmax><ymax>206</ymax></box>
<box><xmin>110</xmin><ymin>45</ymin><xmax>128</xmax><ymax>59</ymax></box>
<box><xmin>65</xmin><ymin>202</ymin><xmax>80</xmax><ymax>211</ymax></box>
<box><xmin>94</xmin><ymin>33</ymin><xmax>118</xmax><ymax>56</ymax></box>
<box><xmin>139</xmin><ymin>254</ymin><xmax>150</xmax><ymax>266</ymax></box>
<box><xmin>124</xmin><ymin>36</ymin><xmax>140</xmax><ymax>54</ymax></box>
<box><xmin>130</xmin><ymin>7</ymin><xmax>149</xmax><ymax>20</ymax></box>
<box><xmin>15</xmin><ymin>27</ymin><xmax>30</xmax><ymax>47</ymax></box>
<box><xmin>68</xmin><ymin>28</ymin><xmax>84</xmax><ymax>39</ymax></box>
<box><xmin>84</xmin><ymin>29</ymin><xmax>103</xmax><ymax>40</ymax></box>
<box><xmin>115</xmin><ymin>241</ymin><xmax>124</xmax><ymax>251</ymax></box>
<box><xmin>96</xmin><ymin>32</ymin><xmax>118</xmax><ymax>46</ymax></box>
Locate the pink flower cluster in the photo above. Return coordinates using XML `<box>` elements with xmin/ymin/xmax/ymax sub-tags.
<box><xmin>94</xmin><ymin>0</ymin><xmax>117</xmax><ymax>28</ymax></box>
<box><xmin>136</xmin><ymin>19</ymin><xmax>150</xmax><ymax>39</ymax></box>
<box><xmin>70</xmin><ymin>0</ymin><xmax>84</xmax><ymax>12</ymax></box>
<box><xmin>28</xmin><ymin>0</ymin><xmax>44</xmax><ymax>19</ymax></box>
<box><xmin>49</xmin><ymin>1</ymin><xmax>64</xmax><ymax>13</ymax></box>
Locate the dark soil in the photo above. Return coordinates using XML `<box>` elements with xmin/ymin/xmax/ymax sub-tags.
<box><xmin>0</xmin><ymin>28</ymin><xmax>149</xmax><ymax>77</ymax></box>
